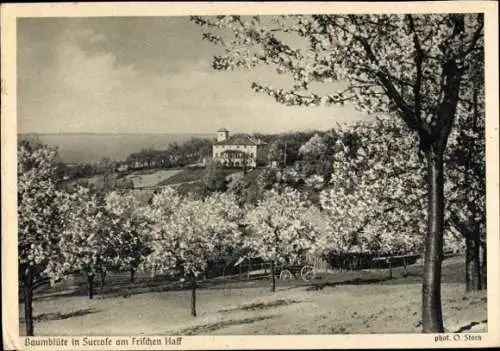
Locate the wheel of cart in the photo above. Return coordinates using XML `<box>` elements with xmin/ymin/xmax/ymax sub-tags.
<box><xmin>278</xmin><ymin>265</ymin><xmax>301</xmax><ymax>280</ymax></box>
<box><xmin>279</xmin><ymin>269</ymin><xmax>294</xmax><ymax>281</ymax></box>
<box><xmin>300</xmin><ymin>265</ymin><xmax>315</xmax><ymax>281</ymax></box>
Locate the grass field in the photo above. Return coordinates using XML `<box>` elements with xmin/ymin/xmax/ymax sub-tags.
<box><xmin>157</xmin><ymin>167</ymin><xmax>242</xmax><ymax>186</ymax></box>
<box><xmin>156</xmin><ymin>167</ymin><xmax>208</xmax><ymax>185</ymax></box>
<box><xmin>123</xmin><ymin>169</ymin><xmax>183</xmax><ymax>188</ymax></box>
<box><xmin>19</xmin><ymin>256</ymin><xmax>487</xmax><ymax>336</ymax></box>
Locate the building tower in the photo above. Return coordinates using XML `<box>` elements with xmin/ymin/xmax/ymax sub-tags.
<box><xmin>217</xmin><ymin>128</ymin><xmax>229</xmax><ymax>142</ymax></box>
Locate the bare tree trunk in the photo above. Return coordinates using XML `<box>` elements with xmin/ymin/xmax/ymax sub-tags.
<box><xmin>422</xmin><ymin>150</ymin><xmax>445</xmax><ymax>333</ymax></box>
<box><xmin>464</xmin><ymin>82</ymin><xmax>484</xmax><ymax>292</ymax></box>
<box><xmin>387</xmin><ymin>258</ymin><xmax>393</xmax><ymax>279</ymax></box>
<box><xmin>465</xmin><ymin>232</ymin><xmax>482</xmax><ymax>291</ymax></box>
<box><xmin>100</xmin><ymin>268</ymin><xmax>106</xmax><ymax>289</ymax></box>
<box><xmin>480</xmin><ymin>241</ymin><xmax>487</xmax><ymax>289</ymax></box>
<box><xmin>130</xmin><ymin>268</ymin><xmax>135</xmax><ymax>284</ymax></box>
<box><xmin>190</xmin><ymin>273</ymin><xmax>197</xmax><ymax>317</ymax></box>
<box><xmin>87</xmin><ymin>272</ymin><xmax>95</xmax><ymax>300</ymax></box>
<box><xmin>270</xmin><ymin>262</ymin><xmax>276</xmax><ymax>292</ymax></box>
<box><xmin>23</xmin><ymin>269</ymin><xmax>34</xmax><ymax>336</ymax></box>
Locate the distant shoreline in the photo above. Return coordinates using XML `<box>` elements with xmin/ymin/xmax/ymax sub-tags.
<box><xmin>17</xmin><ymin>133</ymin><xmax>215</xmax><ymax>164</ymax></box>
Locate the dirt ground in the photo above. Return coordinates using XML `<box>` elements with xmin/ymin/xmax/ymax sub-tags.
<box><xmin>20</xmin><ymin>281</ymin><xmax>486</xmax><ymax>336</ymax></box>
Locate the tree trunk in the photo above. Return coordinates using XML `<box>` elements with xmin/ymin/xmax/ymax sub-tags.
<box><xmin>480</xmin><ymin>241</ymin><xmax>487</xmax><ymax>289</ymax></box>
<box><xmin>87</xmin><ymin>272</ymin><xmax>95</xmax><ymax>300</ymax></box>
<box><xmin>23</xmin><ymin>270</ymin><xmax>34</xmax><ymax>336</ymax></box>
<box><xmin>270</xmin><ymin>262</ymin><xmax>276</xmax><ymax>292</ymax></box>
<box><xmin>422</xmin><ymin>150</ymin><xmax>445</xmax><ymax>333</ymax></box>
<box><xmin>130</xmin><ymin>268</ymin><xmax>135</xmax><ymax>284</ymax></box>
<box><xmin>387</xmin><ymin>259</ymin><xmax>393</xmax><ymax>279</ymax></box>
<box><xmin>190</xmin><ymin>274</ymin><xmax>197</xmax><ymax>317</ymax></box>
<box><xmin>100</xmin><ymin>269</ymin><xmax>106</xmax><ymax>289</ymax></box>
<box><xmin>465</xmin><ymin>232</ymin><xmax>482</xmax><ymax>291</ymax></box>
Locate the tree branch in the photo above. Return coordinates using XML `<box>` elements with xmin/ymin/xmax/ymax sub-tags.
<box><xmin>406</xmin><ymin>15</ymin><xmax>424</xmax><ymax>126</ymax></box>
<box><xmin>462</xmin><ymin>14</ymin><xmax>484</xmax><ymax>59</ymax></box>
<box><xmin>330</xmin><ymin>18</ymin><xmax>432</xmax><ymax>141</ymax></box>
<box><xmin>433</xmin><ymin>58</ymin><xmax>462</xmax><ymax>152</ymax></box>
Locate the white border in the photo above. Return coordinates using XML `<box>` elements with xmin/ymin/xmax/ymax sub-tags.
<box><xmin>1</xmin><ymin>2</ymin><xmax>499</xmax><ymax>349</ymax></box>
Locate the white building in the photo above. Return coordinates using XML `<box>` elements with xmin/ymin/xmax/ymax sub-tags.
<box><xmin>212</xmin><ymin>128</ymin><xmax>267</xmax><ymax>168</ymax></box>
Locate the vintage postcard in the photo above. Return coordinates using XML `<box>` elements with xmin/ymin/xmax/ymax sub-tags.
<box><xmin>1</xmin><ymin>1</ymin><xmax>499</xmax><ymax>350</ymax></box>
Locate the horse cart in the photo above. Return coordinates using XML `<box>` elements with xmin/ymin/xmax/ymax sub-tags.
<box><xmin>277</xmin><ymin>264</ymin><xmax>316</xmax><ymax>282</ymax></box>
<box><xmin>232</xmin><ymin>255</ymin><xmax>318</xmax><ymax>282</ymax></box>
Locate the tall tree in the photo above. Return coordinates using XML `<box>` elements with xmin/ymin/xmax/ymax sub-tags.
<box><xmin>18</xmin><ymin>141</ymin><xmax>67</xmax><ymax>336</ymax></box>
<box><xmin>267</xmin><ymin>140</ymin><xmax>285</xmax><ymax>167</ymax></box>
<box><xmin>445</xmin><ymin>73</ymin><xmax>486</xmax><ymax>291</ymax></box>
<box><xmin>192</xmin><ymin>14</ymin><xmax>484</xmax><ymax>332</ymax></box>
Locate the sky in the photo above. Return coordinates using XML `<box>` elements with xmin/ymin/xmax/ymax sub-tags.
<box><xmin>17</xmin><ymin>17</ymin><xmax>372</xmax><ymax>134</ymax></box>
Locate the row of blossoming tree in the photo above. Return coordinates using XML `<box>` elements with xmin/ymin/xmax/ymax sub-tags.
<box><xmin>18</xmin><ymin>140</ymin><xmax>154</xmax><ymax>335</ymax></box>
<box><xmin>317</xmin><ymin>113</ymin><xmax>485</xmax><ymax>275</ymax></box>
<box><xmin>18</xmin><ymin>141</ymin><xmax>325</xmax><ymax>335</ymax></box>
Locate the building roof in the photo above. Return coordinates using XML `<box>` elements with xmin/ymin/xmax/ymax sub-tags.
<box><xmin>214</xmin><ymin>134</ymin><xmax>267</xmax><ymax>146</ymax></box>
<box><xmin>217</xmin><ymin>127</ymin><xmax>229</xmax><ymax>132</ymax></box>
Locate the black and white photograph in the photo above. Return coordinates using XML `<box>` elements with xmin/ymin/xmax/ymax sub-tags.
<box><xmin>1</xmin><ymin>2</ymin><xmax>499</xmax><ymax>349</ymax></box>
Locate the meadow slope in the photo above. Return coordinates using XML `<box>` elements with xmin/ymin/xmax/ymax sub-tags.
<box><xmin>19</xmin><ymin>256</ymin><xmax>487</xmax><ymax>336</ymax></box>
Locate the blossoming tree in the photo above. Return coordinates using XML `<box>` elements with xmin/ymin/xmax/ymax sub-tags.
<box><xmin>298</xmin><ymin>133</ymin><xmax>334</xmax><ymax>183</ymax></box>
<box><xmin>319</xmin><ymin>116</ymin><xmax>466</xmax><ymax>259</ymax></box>
<box><xmin>319</xmin><ymin>117</ymin><xmax>426</xmax><ymax>256</ymax></box>
<box><xmin>244</xmin><ymin>187</ymin><xmax>323</xmax><ymax>292</ymax></box>
<box><xmin>58</xmin><ymin>185</ymin><xmax>112</xmax><ymax>300</ymax></box>
<box><xmin>18</xmin><ymin>141</ymin><xmax>67</xmax><ymax>336</ymax></box>
<box><xmin>317</xmin><ymin>110</ymin><xmax>485</xmax><ymax>290</ymax></box>
<box><xmin>146</xmin><ymin>188</ymin><xmax>242</xmax><ymax>316</ymax></box>
<box><xmin>192</xmin><ymin>14</ymin><xmax>484</xmax><ymax>332</ymax></box>
<box><xmin>104</xmin><ymin>191</ymin><xmax>152</xmax><ymax>283</ymax></box>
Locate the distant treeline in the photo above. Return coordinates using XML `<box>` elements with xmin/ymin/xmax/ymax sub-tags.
<box><xmin>124</xmin><ymin>137</ymin><xmax>213</xmax><ymax>170</ymax></box>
